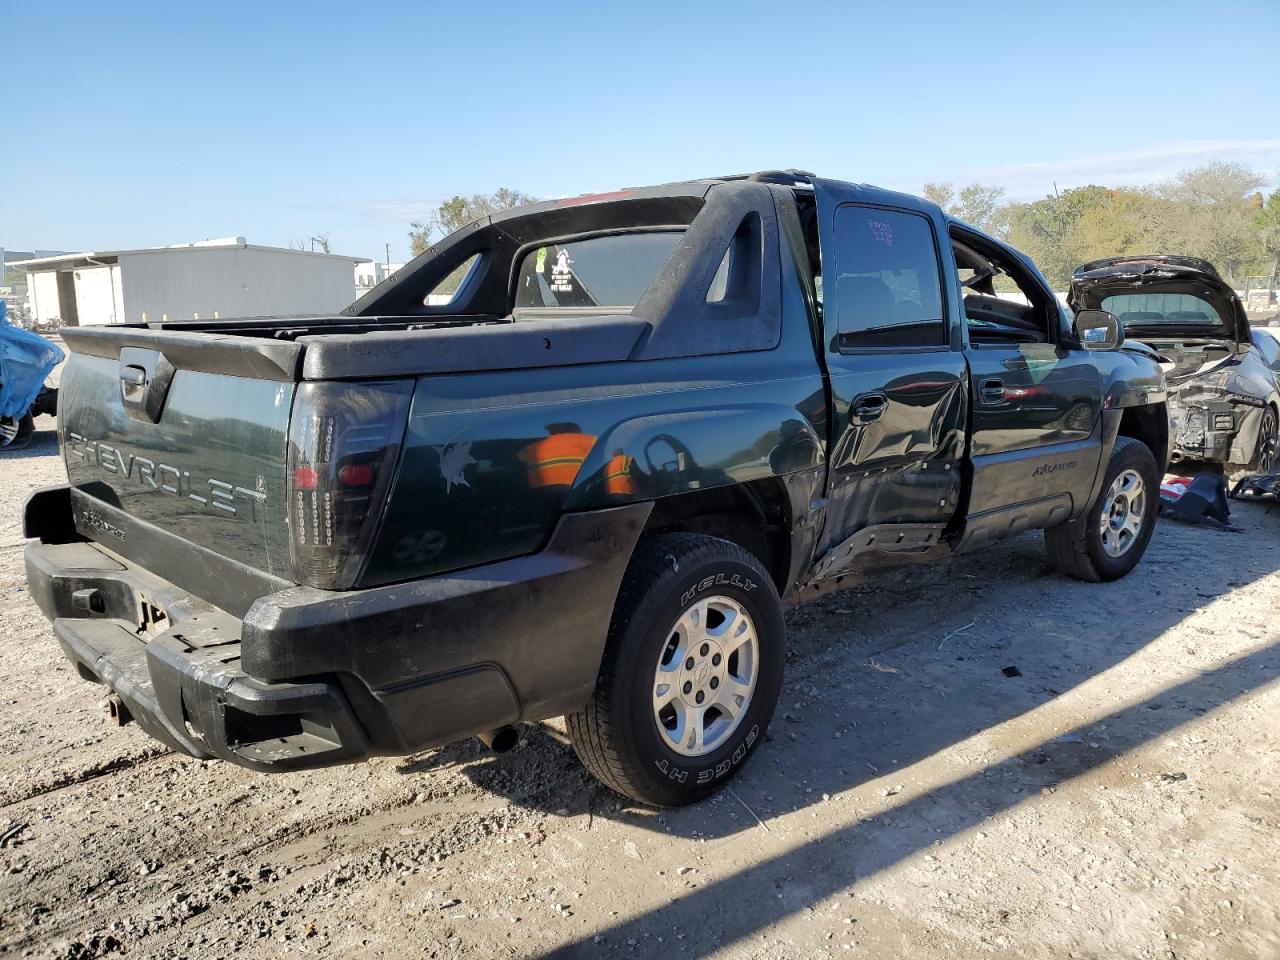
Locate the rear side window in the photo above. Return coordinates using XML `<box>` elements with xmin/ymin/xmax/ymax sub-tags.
<box><xmin>832</xmin><ymin>206</ymin><xmax>946</xmax><ymax>348</ymax></box>
<box><xmin>514</xmin><ymin>232</ymin><xmax>681</xmax><ymax>310</ymax></box>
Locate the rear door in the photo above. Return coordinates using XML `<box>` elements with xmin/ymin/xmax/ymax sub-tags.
<box><xmin>811</xmin><ymin>185</ymin><xmax>967</xmax><ymax>573</ymax></box>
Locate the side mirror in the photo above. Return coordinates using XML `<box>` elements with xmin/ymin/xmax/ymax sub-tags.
<box><xmin>1074</xmin><ymin>309</ymin><xmax>1123</xmax><ymax>351</ymax></box>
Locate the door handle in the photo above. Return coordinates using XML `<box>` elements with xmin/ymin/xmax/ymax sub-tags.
<box><xmin>852</xmin><ymin>393</ymin><xmax>887</xmax><ymax>424</ymax></box>
<box><xmin>120</xmin><ymin>365</ymin><xmax>147</xmax><ymax>387</ymax></box>
<box><xmin>120</xmin><ymin>364</ymin><xmax>148</xmax><ymax>402</ymax></box>
<box><xmin>979</xmin><ymin>378</ymin><xmax>1005</xmax><ymax>405</ymax></box>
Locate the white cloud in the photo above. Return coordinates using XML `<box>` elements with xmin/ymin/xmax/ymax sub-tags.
<box><xmin>912</xmin><ymin>139</ymin><xmax>1280</xmax><ymax>199</ymax></box>
<box><xmin>355</xmin><ymin>197</ymin><xmax>449</xmax><ymax>225</ymax></box>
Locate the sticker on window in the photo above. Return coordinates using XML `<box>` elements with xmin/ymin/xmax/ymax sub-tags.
<box><xmin>549</xmin><ymin>248</ymin><xmax>575</xmax><ymax>294</ymax></box>
<box><xmin>868</xmin><ymin>219</ymin><xmax>894</xmax><ymax>247</ymax></box>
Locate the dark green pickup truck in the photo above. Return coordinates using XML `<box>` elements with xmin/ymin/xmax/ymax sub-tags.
<box><xmin>24</xmin><ymin>172</ymin><xmax>1169</xmax><ymax>805</ymax></box>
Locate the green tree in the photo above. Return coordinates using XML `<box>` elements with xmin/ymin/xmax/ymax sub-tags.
<box><xmin>1159</xmin><ymin>162</ymin><xmax>1268</xmax><ymax>283</ymax></box>
<box><xmin>1256</xmin><ymin>187</ymin><xmax>1280</xmax><ymax>282</ymax></box>
<box><xmin>954</xmin><ymin>183</ymin><xmax>1009</xmax><ymax>237</ymax></box>
<box><xmin>409</xmin><ymin>188</ymin><xmax>536</xmax><ymax>257</ymax></box>
<box><xmin>919</xmin><ymin>181</ymin><xmax>1007</xmax><ymax>236</ymax></box>
<box><xmin>1006</xmin><ymin>185</ymin><xmax>1114</xmax><ymax>287</ymax></box>
<box><xmin>921</xmin><ymin>182</ymin><xmax>955</xmax><ymax>211</ymax></box>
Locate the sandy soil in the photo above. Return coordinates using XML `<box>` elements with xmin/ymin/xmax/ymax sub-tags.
<box><xmin>1</xmin><ymin>411</ymin><xmax>1278</xmax><ymax>959</ymax></box>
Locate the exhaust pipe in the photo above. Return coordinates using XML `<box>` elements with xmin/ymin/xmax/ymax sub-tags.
<box><xmin>105</xmin><ymin>694</ymin><xmax>132</xmax><ymax>727</ymax></box>
<box><xmin>477</xmin><ymin>725</ymin><xmax>519</xmax><ymax>753</ymax></box>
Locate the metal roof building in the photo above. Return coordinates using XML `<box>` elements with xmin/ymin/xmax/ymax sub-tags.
<box><xmin>12</xmin><ymin>238</ymin><xmax>365</xmax><ymax>326</ymax></box>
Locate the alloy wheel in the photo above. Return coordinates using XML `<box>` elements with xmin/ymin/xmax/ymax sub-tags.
<box><xmin>651</xmin><ymin>595</ymin><xmax>758</xmax><ymax>757</ymax></box>
<box><xmin>1259</xmin><ymin>408</ymin><xmax>1278</xmax><ymax>474</ymax></box>
<box><xmin>1099</xmin><ymin>468</ymin><xmax>1146</xmax><ymax>558</ymax></box>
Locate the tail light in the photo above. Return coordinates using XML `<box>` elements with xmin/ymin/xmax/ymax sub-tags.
<box><xmin>287</xmin><ymin>380</ymin><xmax>413</xmax><ymax>589</ymax></box>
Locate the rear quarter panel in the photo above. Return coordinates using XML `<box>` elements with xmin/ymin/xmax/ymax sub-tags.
<box><xmin>361</xmin><ymin>343</ymin><xmax>827</xmax><ymax>586</ymax></box>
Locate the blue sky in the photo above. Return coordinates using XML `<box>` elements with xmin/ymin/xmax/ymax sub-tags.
<box><xmin>6</xmin><ymin>0</ymin><xmax>1279</xmax><ymax>263</ymax></box>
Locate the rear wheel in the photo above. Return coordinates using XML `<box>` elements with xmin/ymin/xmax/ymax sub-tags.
<box><xmin>566</xmin><ymin>533</ymin><xmax>784</xmax><ymax>806</ymax></box>
<box><xmin>1045</xmin><ymin>436</ymin><xmax>1158</xmax><ymax>582</ymax></box>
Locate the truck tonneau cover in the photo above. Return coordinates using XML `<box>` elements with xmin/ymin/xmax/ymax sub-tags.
<box><xmin>298</xmin><ymin>315</ymin><xmax>650</xmax><ymax>380</ymax></box>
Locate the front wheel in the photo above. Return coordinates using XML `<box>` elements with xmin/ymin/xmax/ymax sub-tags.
<box><xmin>1045</xmin><ymin>436</ymin><xmax>1159</xmax><ymax>582</ymax></box>
<box><xmin>566</xmin><ymin>533</ymin><xmax>784</xmax><ymax>807</ymax></box>
<box><xmin>1253</xmin><ymin>406</ymin><xmax>1278</xmax><ymax>474</ymax></box>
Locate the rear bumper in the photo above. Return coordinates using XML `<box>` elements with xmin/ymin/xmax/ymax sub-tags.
<box><xmin>24</xmin><ymin>539</ymin><xmax>368</xmax><ymax>770</ymax></box>
<box><xmin>24</xmin><ymin>486</ymin><xmax>649</xmax><ymax>771</ymax></box>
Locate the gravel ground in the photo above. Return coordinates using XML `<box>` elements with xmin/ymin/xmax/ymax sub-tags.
<box><xmin>1</xmin><ymin>409</ymin><xmax>1279</xmax><ymax>959</ymax></box>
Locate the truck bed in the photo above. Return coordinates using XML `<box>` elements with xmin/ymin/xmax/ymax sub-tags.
<box><xmin>61</xmin><ymin>312</ymin><xmax>652</xmax><ymax>381</ymax></box>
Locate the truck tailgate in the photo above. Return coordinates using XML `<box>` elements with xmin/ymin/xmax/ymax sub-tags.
<box><xmin>58</xmin><ymin>350</ymin><xmax>296</xmax><ymax>579</ymax></box>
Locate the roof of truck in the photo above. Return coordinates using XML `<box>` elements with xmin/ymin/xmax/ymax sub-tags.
<box><xmin>486</xmin><ymin>170</ymin><xmax>940</xmax><ymax>226</ymax></box>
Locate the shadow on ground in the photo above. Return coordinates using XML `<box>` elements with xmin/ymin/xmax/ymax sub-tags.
<box><xmin>537</xmin><ymin>636</ymin><xmax>1280</xmax><ymax>958</ymax></box>
<box><xmin>0</xmin><ymin>424</ymin><xmax>58</xmax><ymax>461</ymax></box>
<box><xmin>431</xmin><ymin>506</ymin><xmax>1280</xmax><ymax>846</ymax></box>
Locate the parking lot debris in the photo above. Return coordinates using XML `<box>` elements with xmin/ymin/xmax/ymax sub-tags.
<box><xmin>1001</xmin><ymin>666</ymin><xmax>1023</xmax><ymax>678</ymax></box>
<box><xmin>1159</xmin><ymin>473</ymin><xmax>1236</xmax><ymax>530</ymax></box>
<box><xmin>1230</xmin><ymin>472</ymin><xmax>1280</xmax><ymax>503</ymax></box>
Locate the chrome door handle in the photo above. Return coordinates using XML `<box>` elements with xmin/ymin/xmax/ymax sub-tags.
<box><xmin>979</xmin><ymin>378</ymin><xmax>1005</xmax><ymax>405</ymax></box>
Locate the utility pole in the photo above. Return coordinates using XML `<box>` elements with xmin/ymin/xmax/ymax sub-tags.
<box><xmin>385</xmin><ymin>243</ymin><xmax>391</xmax><ymax>271</ymax></box>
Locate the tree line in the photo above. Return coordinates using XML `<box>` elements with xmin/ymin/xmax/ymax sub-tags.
<box><xmin>925</xmin><ymin>161</ymin><xmax>1280</xmax><ymax>288</ymax></box>
<box><xmin>407</xmin><ymin>162</ymin><xmax>1280</xmax><ymax>291</ymax></box>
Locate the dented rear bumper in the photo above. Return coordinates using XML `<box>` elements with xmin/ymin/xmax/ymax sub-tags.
<box><xmin>23</xmin><ymin>485</ymin><xmax>650</xmax><ymax>771</ymax></box>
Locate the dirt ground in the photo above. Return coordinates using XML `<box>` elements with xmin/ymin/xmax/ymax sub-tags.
<box><xmin>2</xmin><ymin>409</ymin><xmax>1279</xmax><ymax>960</ymax></box>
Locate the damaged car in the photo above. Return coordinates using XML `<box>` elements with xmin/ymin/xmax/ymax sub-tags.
<box><xmin>1071</xmin><ymin>255</ymin><xmax>1279</xmax><ymax>473</ymax></box>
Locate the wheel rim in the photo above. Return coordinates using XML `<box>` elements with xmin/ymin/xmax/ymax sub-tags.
<box><xmin>1099</xmin><ymin>468</ymin><xmax>1146</xmax><ymax>558</ymax></box>
<box><xmin>1260</xmin><ymin>409</ymin><xmax>1277</xmax><ymax>473</ymax></box>
<box><xmin>652</xmin><ymin>595</ymin><xmax>758</xmax><ymax>757</ymax></box>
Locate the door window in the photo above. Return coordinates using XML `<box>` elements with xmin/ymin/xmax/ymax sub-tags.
<box><xmin>832</xmin><ymin>206</ymin><xmax>946</xmax><ymax>348</ymax></box>
<box><xmin>951</xmin><ymin>232</ymin><xmax>1057</xmax><ymax>347</ymax></box>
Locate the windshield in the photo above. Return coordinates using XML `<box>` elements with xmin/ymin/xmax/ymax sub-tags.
<box><xmin>1102</xmin><ymin>292</ymin><xmax>1227</xmax><ymax>332</ymax></box>
<box><xmin>513</xmin><ymin>232</ymin><xmax>682</xmax><ymax>310</ymax></box>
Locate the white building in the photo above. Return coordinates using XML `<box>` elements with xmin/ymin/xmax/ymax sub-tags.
<box><xmin>354</xmin><ymin>259</ymin><xmax>405</xmax><ymax>299</ymax></box>
<box><xmin>13</xmin><ymin>238</ymin><xmax>364</xmax><ymax>326</ymax></box>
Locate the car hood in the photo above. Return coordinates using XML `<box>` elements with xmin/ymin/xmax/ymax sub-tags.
<box><xmin>1070</xmin><ymin>255</ymin><xmax>1248</xmax><ymax>346</ymax></box>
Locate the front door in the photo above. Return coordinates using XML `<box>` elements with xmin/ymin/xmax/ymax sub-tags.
<box><xmin>812</xmin><ymin>187</ymin><xmax>967</xmax><ymax>576</ymax></box>
<box><xmin>954</xmin><ymin>227</ymin><xmax>1103</xmax><ymax>523</ymax></box>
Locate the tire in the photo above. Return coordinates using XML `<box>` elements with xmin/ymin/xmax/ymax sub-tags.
<box><xmin>1253</xmin><ymin>406</ymin><xmax>1278</xmax><ymax>474</ymax></box>
<box><xmin>566</xmin><ymin>533</ymin><xmax>784</xmax><ymax>807</ymax></box>
<box><xmin>1</xmin><ymin>413</ymin><xmax>34</xmax><ymax>451</ymax></box>
<box><xmin>1045</xmin><ymin>436</ymin><xmax>1159</xmax><ymax>582</ymax></box>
